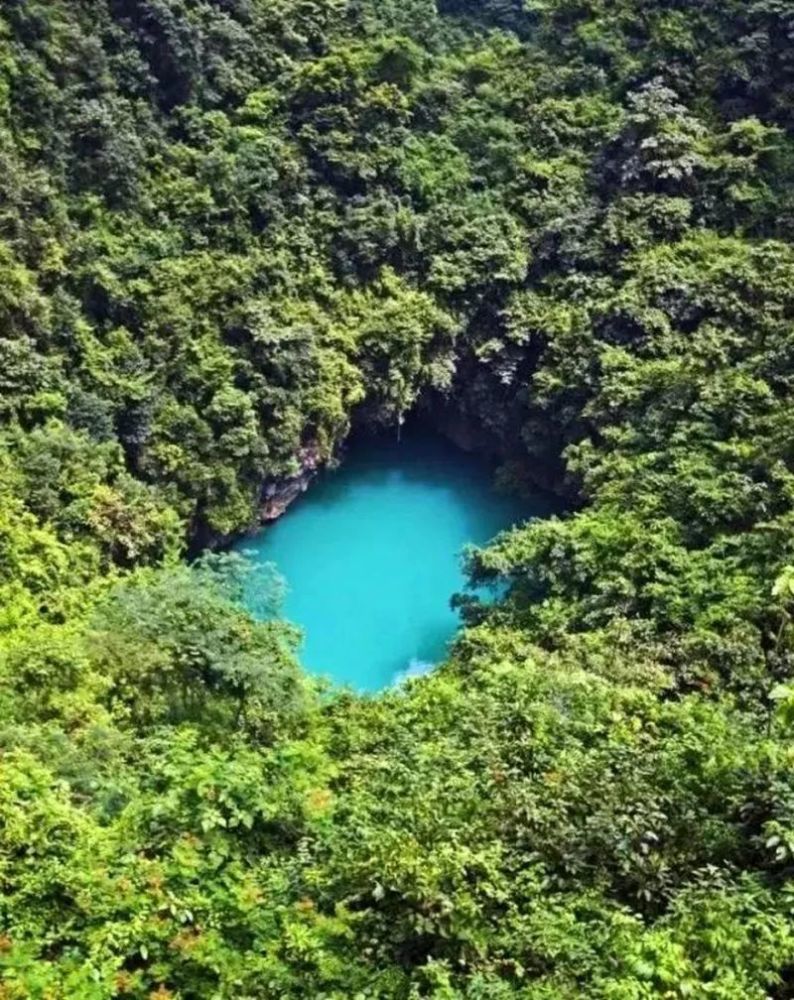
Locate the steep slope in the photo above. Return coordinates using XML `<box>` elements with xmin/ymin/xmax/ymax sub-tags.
<box><xmin>3</xmin><ymin>1</ymin><xmax>794</xmax><ymax>997</ymax></box>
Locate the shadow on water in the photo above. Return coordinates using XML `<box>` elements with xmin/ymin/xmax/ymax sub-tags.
<box><xmin>308</xmin><ymin>427</ymin><xmax>553</xmax><ymax>527</ymax></box>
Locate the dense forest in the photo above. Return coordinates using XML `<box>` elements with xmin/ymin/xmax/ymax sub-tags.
<box><xmin>3</xmin><ymin>0</ymin><xmax>794</xmax><ymax>996</ymax></box>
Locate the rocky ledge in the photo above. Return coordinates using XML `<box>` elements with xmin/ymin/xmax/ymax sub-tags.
<box><xmin>260</xmin><ymin>443</ymin><xmax>325</xmax><ymax>521</ymax></box>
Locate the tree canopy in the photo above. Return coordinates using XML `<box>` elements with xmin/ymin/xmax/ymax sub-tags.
<box><xmin>3</xmin><ymin>0</ymin><xmax>794</xmax><ymax>996</ymax></box>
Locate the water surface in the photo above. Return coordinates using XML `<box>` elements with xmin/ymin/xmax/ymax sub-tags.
<box><xmin>235</xmin><ymin>431</ymin><xmax>551</xmax><ymax>691</ymax></box>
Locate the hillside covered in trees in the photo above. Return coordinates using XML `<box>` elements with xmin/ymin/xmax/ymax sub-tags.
<box><xmin>4</xmin><ymin>0</ymin><xmax>794</xmax><ymax>996</ymax></box>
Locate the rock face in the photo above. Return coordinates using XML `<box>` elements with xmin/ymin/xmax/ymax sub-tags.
<box><xmin>428</xmin><ymin>399</ymin><xmax>572</xmax><ymax>501</ymax></box>
<box><xmin>260</xmin><ymin>443</ymin><xmax>325</xmax><ymax>521</ymax></box>
<box><xmin>256</xmin><ymin>410</ymin><xmax>570</xmax><ymax>528</ymax></box>
<box><xmin>427</xmin><ymin>401</ymin><xmax>497</xmax><ymax>456</ymax></box>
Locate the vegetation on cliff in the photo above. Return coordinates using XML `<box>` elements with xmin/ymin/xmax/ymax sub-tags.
<box><xmin>3</xmin><ymin>0</ymin><xmax>794</xmax><ymax>996</ymax></box>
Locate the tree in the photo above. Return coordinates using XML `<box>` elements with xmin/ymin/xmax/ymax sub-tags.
<box><xmin>90</xmin><ymin>554</ymin><xmax>306</xmax><ymax>738</ymax></box>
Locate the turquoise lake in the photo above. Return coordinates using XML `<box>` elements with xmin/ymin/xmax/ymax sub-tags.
<box><xmin>234</xmin><ymin>431</ymin><xmax>551</xmax><ymax>692</ymax></box>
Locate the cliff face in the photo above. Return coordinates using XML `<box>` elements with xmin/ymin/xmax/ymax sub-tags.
<box><xmin>256</xmin><ymin>410</ymin><xmax>491</xmax><ymax>528</ymax></box>
<box><xmin>254</xmin><ymin>397</ymin><xmax>570</xmax><ymax>532</ymax></box>
<box><xmin>260</xmin><ymin>444</ymin><xmax>326</xmax><ymax>521</ymax></box>
<box><xmin>424</xmin><ymin>399</ymin><xmax>572</xmax><ymax>501</ymax></box>
<box><xmin>430</xmin><ymin>405</ymin><xmax>496</xmax><ymax>456</ymax></box>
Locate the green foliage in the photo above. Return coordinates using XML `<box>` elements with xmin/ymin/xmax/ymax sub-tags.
<box><xmin>3</xmin><ymin>0</ymin><xmax>794</xmax><ymax>996</ymax></box>
<box><xmin>89</xmin><ymin>554</ymin><xmax>306</xmax><ymax>739</ymax></box>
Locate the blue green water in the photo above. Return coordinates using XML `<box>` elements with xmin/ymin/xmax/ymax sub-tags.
<box><xmin>234</xmin><ymin>431</ymin><xmax>551</xmax><ymax>692</ymax></box>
